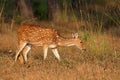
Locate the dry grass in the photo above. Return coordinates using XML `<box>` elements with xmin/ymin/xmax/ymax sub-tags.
<box><xmin>0</xmin><ymin>22</ymin><xmax>120</xmax><ymax>80</ymax></box>
<box><xmin>0</xmin><ymin>33</ymin><xmax>17</xmax><ymax>51</ymax></box>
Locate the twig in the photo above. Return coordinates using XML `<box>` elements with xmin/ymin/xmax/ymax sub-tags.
<box><xmin>0</xmin><ymin>0</ymin><xmax>6</xmax><ymax>19</ymax></box>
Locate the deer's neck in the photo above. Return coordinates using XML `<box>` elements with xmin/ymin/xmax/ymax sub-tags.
<box><xmin>57</xmin><ymin>36</ymin><xmax>75</xmax><ymax>46</ymax></box>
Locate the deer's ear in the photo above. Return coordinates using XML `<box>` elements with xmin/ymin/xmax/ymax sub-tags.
<box><xmin>72</xmin><ymin>33</ymin><xmax>78</xmax><ymax>39</ymax></box>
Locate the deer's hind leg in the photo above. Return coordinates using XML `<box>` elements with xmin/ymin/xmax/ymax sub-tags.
<box><xmin>15</xmin><ymin>41</ymin><xmax>27</xmax><ymax>62</ymax></box>
<box><xmin>22</xmin><ymin>44</ymin><xmax>32</xmax><ymax>63</ymax></box>
<box><xmin>18</xmin><ymin>44</ymin><xmax>31</xmax><ymax>64</ymax></box>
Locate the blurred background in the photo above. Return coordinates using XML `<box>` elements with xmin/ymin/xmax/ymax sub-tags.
<box><xmin>0</xmin><ymin>0</ymin><xmax>119</xmax><ymax>30</ymax></box>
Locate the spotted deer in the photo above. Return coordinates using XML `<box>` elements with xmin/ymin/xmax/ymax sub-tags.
<box><xmin>15</xmin><ymin>25</ymin><xmax>86</xmax><ymax>63</ymax></box>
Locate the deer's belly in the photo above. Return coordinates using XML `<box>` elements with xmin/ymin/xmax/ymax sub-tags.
<box><xmin>28</xmin><ymin>40</ymin><xmax>57</xmax><ymax>47</ymax></box>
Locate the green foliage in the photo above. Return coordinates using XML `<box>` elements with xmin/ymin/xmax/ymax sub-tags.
<box><xmin>50</xmin><ymin>24</ymin><xmax>55</xmax><ymax>28</ymax></box>
<box><xmin>82</xmin><ymin>34</ymin><xmax>90</xmax><ymax>41</ymax></box>
<box><xmin>14</xmin><ymin>16</ymin><xmax>24</xmax><ymax>24</ymax></box>
<box><xmin>32</xmin><ymin>0</ymin><xmax>48</xmax><ymax>20</ymax></box>
<box><xmin>0</xmin><ymin>0</ymin><xmax>16</xmax><ymax>21</ymax></box>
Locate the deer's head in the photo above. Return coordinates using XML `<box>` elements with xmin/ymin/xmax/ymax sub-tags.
<box><xmin>71</xmin><ymin>33</ymin><xmax>86</xmax><ymax>51</ymax></box>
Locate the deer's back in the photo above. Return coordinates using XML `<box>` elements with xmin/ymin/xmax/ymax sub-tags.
<box><xmin>18</xmin><ymin>25</ymin><xmax>58</xmax><ymax>45</ymax></box>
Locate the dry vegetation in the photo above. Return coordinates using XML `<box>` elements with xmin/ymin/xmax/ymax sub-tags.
<box><xmin>0</xmin><ymin>21</ymin><xmax>120</xmax><ymax>80</ymax></box>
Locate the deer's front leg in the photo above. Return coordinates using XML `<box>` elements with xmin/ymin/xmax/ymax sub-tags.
<box><xmin>43</xmin><ymin>45</ymin><xmax>48</xmax><ymax>60</ymax></box>
<box><xmin>51</xmin><ymin>48</ymin><xmax>60</xmax><ymax>61</ymax></box>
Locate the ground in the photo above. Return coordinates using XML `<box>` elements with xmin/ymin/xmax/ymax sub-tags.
<box><xmin>0</xmin><ymin>22</ymin><xmax>120</xmax><ymax>80</ymax></box>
